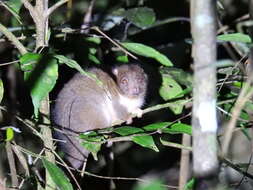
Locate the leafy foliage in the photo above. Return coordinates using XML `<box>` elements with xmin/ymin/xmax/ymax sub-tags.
<box><xmin>1</xmin><ymin>0</ymin><xmax>22</xmax><ymax>24</ymax></box>
<box><xmin>5</xmin><ymin>127</ymin><xmax>14</xmax><ymax>141</ymax></box>
<box><xmin>1</xmin><ymin>0</ymin><xmax>253</xmax><ymax>190</ymax></box>
<box><xmin>20</xmin><ymin>53</ymin><xmax>58</xmax><ymax>117</ymax></box>
<box><xmin>80</xmin><ymin>132</ymin><xmax>104</xmax><ymax>160</ymax></box>
<box><xmin>114</xmin><ymin>126</ymin><xmax>144</xmax><ymax>136</ymax></box>
<box><xmin>124</xmin><ymin>7</ymin><xmax>156</xmax><ymax>28</ymax></box>
<box><xmin>42</xmin><ymin>159</ymin><xmax>74</xmax><ymax>190</ymax></box>
<box><xmin>217</xmin><ymin>33</ymin><xmax>251</xmax><ymax>43</ymax></box>
<box><xmin>122</xmin><ymin>42</ymin><xmax>173</xmax><ymax>66</ymax></box>
<box><xmin>132</xmin><ymin>135</ymin><xmax>159</xmax><ymax>152</ymax></box>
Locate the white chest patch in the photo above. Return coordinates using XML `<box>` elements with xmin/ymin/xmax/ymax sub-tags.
<box><xmin>102</xmin><ymin>95</ymin><xmax>117</xmax><ymax>124</ymax></box>
<box><xmin>119</xmin><ymin>95</ymin><xmax>143</xmax><ymax>113</ymax></box>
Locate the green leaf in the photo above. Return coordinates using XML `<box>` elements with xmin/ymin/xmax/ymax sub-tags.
<box><xmin>54</xmin><ymin>55</ymin><xmax>86</xmax><ymax>74</ymax></box>
<box><xmin>166</xmin><ymin>99</ymin><xmax>186</xmax><ymax>115</ymax></box>
<box><xmin>162</xmin><ymin>123</ymin><xmax>192</xmax><ymax>135</ymax></box>
<box><xmin>159</xmin><ymin>75</ymin><xmax>183</xmax><ymax>100</ymax></box>
<box><xmin>133</xmin><ymin>179</ymin><xmax>166</xmax><ymax>190</ymax></box>
<box><xmin>97</xmin><ymin>127</ymin><xmax>114</xmax><ymax>134</ymax></box>
<box><xmin>89</xmin><ymin>48</ymin><xmax>97</xmax><ymax>55</ymax></box>
<box><xmin>175</xmin><ymin>87</ymin><xmax>193</xmax><ymax>97</ymax></box>
<box><xmin>42</xmin><ymin>159</ymin><xmax>73</xmax><ymax>190</ymax></box>
<box><xmin>20</xmin><ymin>53</ymin><xmax>58</xmax><ymax>117</ymax></box>
<box><xmin>6</xmin><ymin>128</ymin><xmax>14</xmax><ymax>141</ymax></box>
<box><xmin>54</xmin><ymin>55</ymin><xmax>102</xmax><ymax>86</ymax></box>
<box><xmin>122</xmin><ymin>42</ymin><xmax>173</xmax><ymax>66</ymax></box>
<box><xmin>114</xmin><ymin>126</ymin><xmax>144</xmax><ymax>136</ymax></box>
<box><xmin>20</xmin><ymin>53</ymin><xmax>41</xmax><ymax>71</ymax></box>
<box><xmin>239</xmin><ymin>110</ymin><xmax>250</xmax><ymax>121</ymax></box>
<box><xmin>217</xmin><ymin>33</ymin><xmax>251</xmax><ymax>43</ymax></box>
<box><xmin>2</xmin><ymin>0</ymin><xmax>22</xmax><ymax>24</ymax></box>
<box><xmin>132</xmin><ymin>135</ymin><xmax>159</xmax><ymax>152</ymax></box>
<box><xmin>124</xmin><ymin>7</ymin><xmax>156</xmax><ymax>28</ymax></box>
<box><xmin>85</xmin><ymin>37</ymin><xmax>101</xmax><ymax>44</ymax></box>
<box><xmin>160</xmin><ymin>67</ymin><xmax>193</xmax><ymax>87</ymax></box>
<box><xmin>184</xmin><ymin>178</ymin><xmax>195</xmax><ymax>190</ymax></box>
<box><xmin>143</xmin><ymin>122</ymin><xmax>172</xmax><ymax>131</ymax></box>
<box><xmin>79</xmin><ymin>132</ymin><xmax>104</xmax><ymax>142</ymax></box>
<box><xmin>79</xmin><ymin>131</ymin><xmax>98</xmax><ymax>139</ymax></box>
<box><xmin>80</xmin><ymin>132</ymin><xmax>104</xmax><ymax>160</ymax></box>
<box><xmin>116</xmin><ymin>55</ymin><xmax>129</xmax><ymax>63</ymax></box>
<box><xmin>232</xmin><ymin>81</ymin><xmax>244</xmax><ymax>88</ymax></box>
<box><xmin>6</xmin><ymin>0</ymin><xmax>22</xmax><ymax>13</ymax></box>
<box><xmin>217</xmin><ymin>67</ymin><xmax>236</xmax><ymax>75</ymax></box>
<box><xmin>0</xmin><ymin>79</ymin><xmax>4</xmax><ymax>103</ymax></box>
<box><xmin>88</xmin><ymin>54</ymin><xmax>101</xmax><ymax>64</ymax></box>
<box><xmin>81</xmin><ymin>141</ymin><xmax>101</xmax><ymax>160</ymax></box>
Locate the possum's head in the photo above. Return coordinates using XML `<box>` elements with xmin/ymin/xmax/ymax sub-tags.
<box><xmin>112</xmin><ymin>64</ymin><xmax>148</xmax><ymax>99</ymax></box>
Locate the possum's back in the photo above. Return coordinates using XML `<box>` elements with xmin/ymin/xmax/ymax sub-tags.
<box><xmin>52</xmin><ymin>70</ymin><xmax>116</xmax><ymax>169</ymax></box>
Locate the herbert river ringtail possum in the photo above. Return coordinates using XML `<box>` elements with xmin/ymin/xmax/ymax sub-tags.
<box><xmin>52</xmin><ymin>64</ymin><xmax>148</xmax><ymax>169</ymax></box>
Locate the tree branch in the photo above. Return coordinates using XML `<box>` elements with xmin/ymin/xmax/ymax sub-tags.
<box><xmin>47</xmin><ymin>0</ymin><xmax>68</xmax><ymax>17</ymax></box>
<box><xmin>110</xmin><ymin>99</ymin><xmax>191</xmax><ymax>127</ymax></box>
<box><xmin>91</xmin><ymin>27</ymin><xmax>138</xmax><ymax>60</ymax></box>
<box><xmin>222</xmin><ymin>76</ymin><xmax>253</xmax><ymax>156</ymax></box>
<box><xmin>191</xmin><ymin>0</ymin><xmax>218</xmax><ymax>180</ymax></box>
<box><xmin>0</xmin><ymin>22</ymin><xmax>27</xmax><ymax>55</ymax></box>
<box><xmin>21</xmin><ymin>0</ymin><xmax>36</xmax><ymax>20</ymax></box>
<box><xmin>6</xmin><ymin>142</ymin><xmax>18</xmax><ymax>188</ymax></box>
<box><xmin>179</xmin><ymin>134</ymin><xmax>191</xmax><ymax>190</ymax></box>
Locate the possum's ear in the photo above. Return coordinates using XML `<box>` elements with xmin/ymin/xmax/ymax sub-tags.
<box><xmin>112</xmin><ymin>67</ymin><xmax>119</xmax><ymax>76</ymax></box>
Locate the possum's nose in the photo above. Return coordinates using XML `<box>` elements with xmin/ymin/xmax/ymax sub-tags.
<box><xmin>132</xmin><ymin>87</ymin><xmax>140</xmax><ymax>95</ymax></box>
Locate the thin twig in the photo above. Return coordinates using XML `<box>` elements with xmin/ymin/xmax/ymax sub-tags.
<box><xmin>52</xmin><ymin>149</ymin><xmax>82</xmax><ymax>190</ymax></box>
<box><xmin>221</xmin><ymin>157</ymin><xmax>253</xmax><ymax>179</ymax></box>
<box><xmin>81</xmin><ymin>0</ymin><xmax>96</xmax><ymax>33</ymax></box>
<box><xmin>217</xmin><ymin>106</ymin><xmax>249</xmax><ymax>122</ymax></box>
<box><xmin>20</xmin><ymin>0</ymin><xmax>36</xmax><ymax>20</ymax></box>
<box><xmin>129</xmin><ymin>17</ymin><xmax>190</xmax><ymax>36</ymax></box>
<box><xmin>17</xmin><ymin>143</ymin><xmax>177</xmax><ymax>189</ymax></box>
<box><xmin>84</xmin><ymin>172</ymin><xmax>178</xmax><ymax>189</ymax></box>
<box><xmin>236</xmin><ymin>154</ymin><xmax>253</xmax><ymax>188</ymax></box>
<box><xmin>143</xmin><ymin>99</ymin><xmax>191</xmax><ymax>115</ymax></box>
<box><xmin>6</xmin><ymin>142</ymin><xmax>18</xmax><ymax>188</ymax></box>
<box><xmin>217</xmin><ymin>55</ymin><xmax>246</xmax><ymax>93</ymax></box>
<box><xmin>179</xmin><ymin>134</ymin><xmax>191</xmax><ymax>190</ymax></box>
<box><xmin>0</xmin><ymin>35</ymin><xmax>27</xmax><ymax>43</ymax></box>
<box><xmin>222</xmin><ymin>75</ymin><xmax>253</xmax><ymax>156</ymax></box>
<box><xmin>0</xmin><ymin>106</ymin><xmax>43</xmax><ymax>140</ymax></box>
<box><xmin>91</xmin><ymin>26</ymin><xmax>138</xmax><ymax>60</ymax></box>
<box><xmin>110</xmin><ymin>99</ymin><xmax>191</xmax><ymax>127</ymax></box>
<box><xmin>0</xmin><ymin>23</ymin><xmax>27</xmax><ymax>54</ymax></box>
<box><xmin>0</xmin><ymin>60</ymin><xmax>19</xmax><ymax>66</ymax></box>
<box><xmin>161</xmin><ymin>139</ymin><xmax>192</xmax><ymax>151</ymax></box>
<box><xmin>47</xmin><ymin>0</ymin><xmax>68</xmax><ymax>17</ymax></box>
<box><xmin>11</xmin><ymin>144</ymin><xmax>30</xmax><ymax>176</ymax></box>
<box><xmin>57</xmin><ymin>159</ymin><xmax>178</xmax><ymax>189</ymax></box>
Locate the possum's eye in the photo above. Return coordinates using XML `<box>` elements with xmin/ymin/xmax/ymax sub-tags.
<box><xmin>120</xmin><ymin>77</ymin><xmax>128</xmax><ymax>85</ymax></box>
